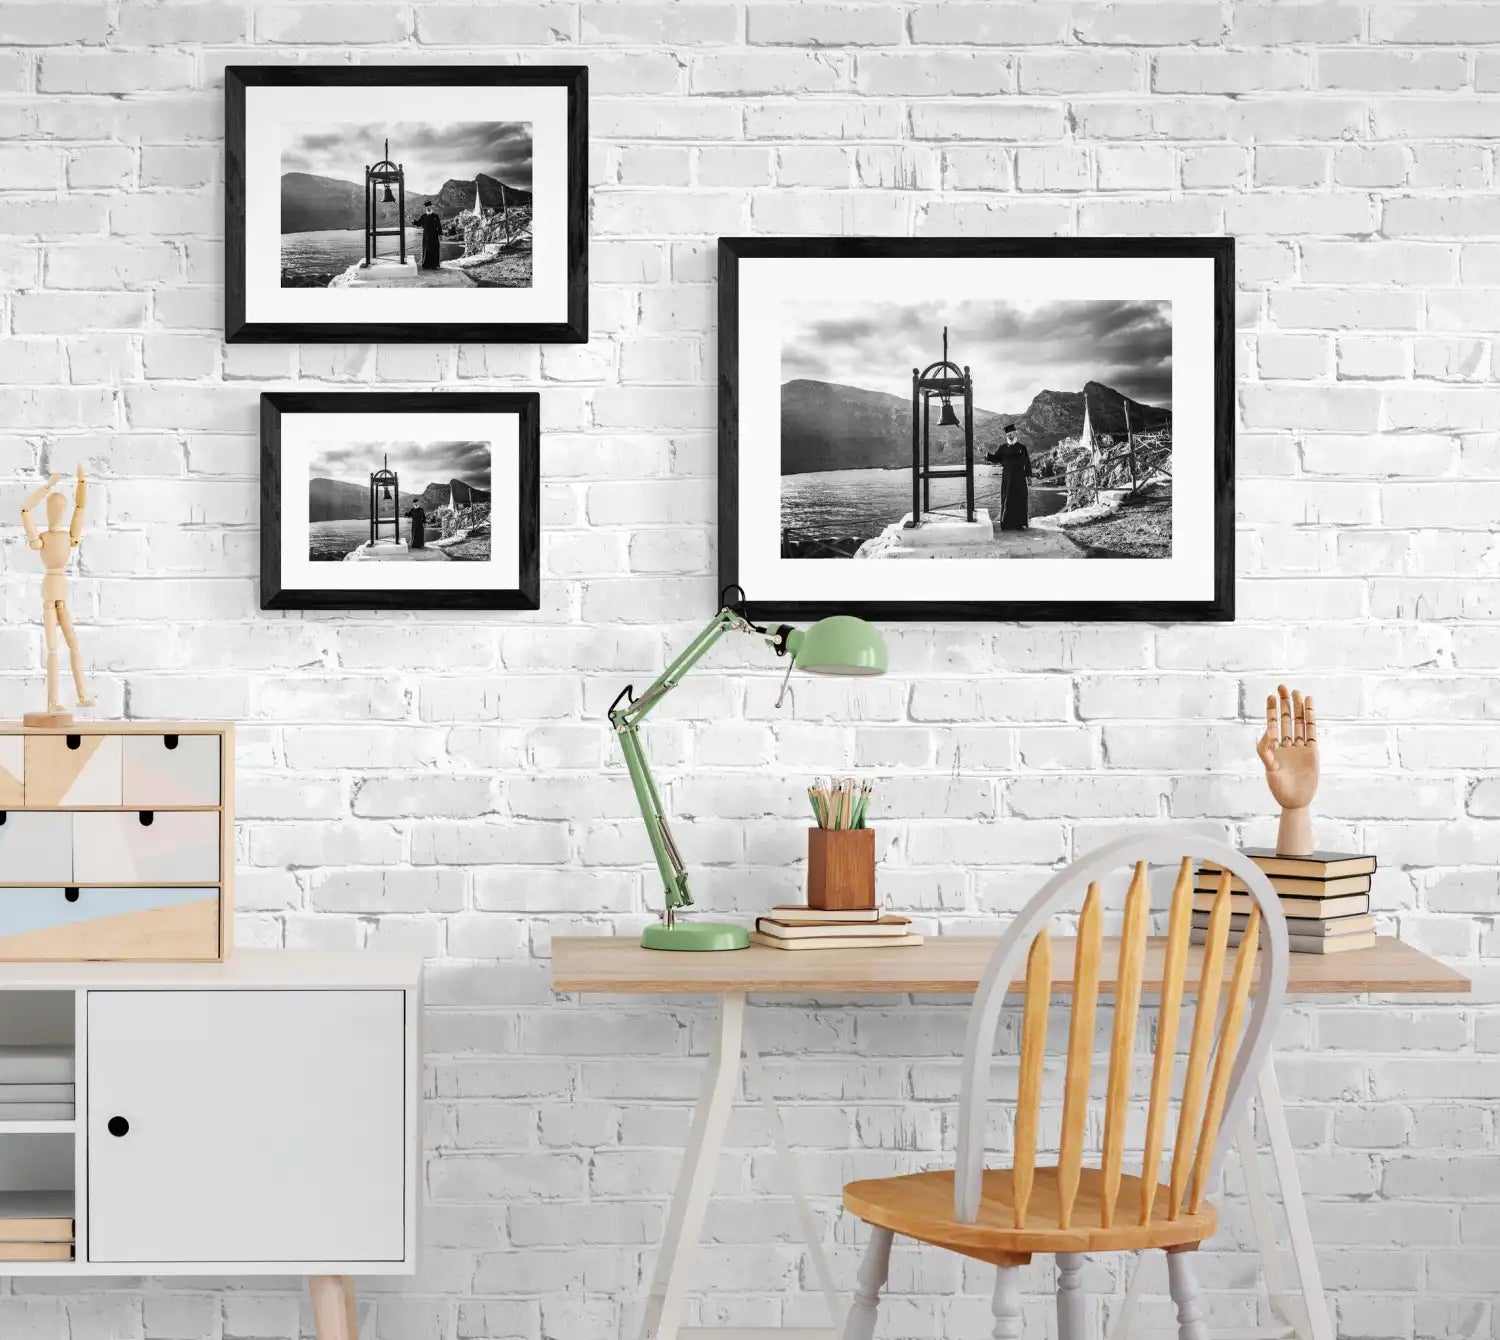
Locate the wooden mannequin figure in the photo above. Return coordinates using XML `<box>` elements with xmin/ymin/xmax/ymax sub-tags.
<box><xmin>21</xmin><ymin>467</ymin><xmax>93</xmax><ymax>725</ymax></box>
<box><xmin>1256</xmin><ymin>683</ymin><xmax>1318</xmax><ymax>856</ymax></box>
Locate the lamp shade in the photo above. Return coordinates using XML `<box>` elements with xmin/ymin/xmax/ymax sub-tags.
<box><xmin>787</xmin><ymin>615</ymin><xmax>888</xmax><ymax>677</ymax></box>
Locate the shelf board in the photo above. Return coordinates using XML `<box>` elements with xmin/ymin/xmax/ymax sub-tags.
<box><xmin>0</xmin><ymin>1121</ymin><xmax>74</xmax><ymax>1135</ymax></box>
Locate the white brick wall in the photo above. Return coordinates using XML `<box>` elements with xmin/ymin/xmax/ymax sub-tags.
<box><xmin>1</xmin><ymin>0</ymin><xmax>1497</xmax><ymax>1335</ymax></box>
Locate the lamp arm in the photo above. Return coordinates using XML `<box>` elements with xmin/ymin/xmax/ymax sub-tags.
<box><xmin>609</xmin><ymin>606</ymin><xmax>784</xmax><ymax>916</ymax></box>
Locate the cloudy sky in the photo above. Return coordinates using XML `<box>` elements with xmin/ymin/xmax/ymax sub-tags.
<box><xmin>282</xmin><ymin>121</ymin><xmax>533</xmax><ymax>191</ymax></box>
<box><xmin>781</xmin><ymin>298</ymin><xmax>1173</xmax><ymax>410</ymax></box>
<box><xmin>310</xmin><ymin>440</ymin><xmax>491</xmax><ymax>491</ymax></box>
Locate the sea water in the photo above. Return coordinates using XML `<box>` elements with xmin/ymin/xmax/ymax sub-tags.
<box><xmin>780</xmin><ymin>468</ymin><xmax>1068</xmax><ymax>547</ymax></box>
<box><xmin>281</xmin><ymin>229</ymin><xmax>465</xmax><ymax>283</ymax></box>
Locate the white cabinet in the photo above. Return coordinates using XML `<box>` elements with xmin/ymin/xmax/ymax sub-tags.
<box><xmin>0</xmin><ymin>951</ymin><xmax>422</xmax><ymax>1338</ymax></box>
<box><xmin>88</xmin><ymin>989</ymin><xmax>406</xmax><ymax>1264</ymax></box>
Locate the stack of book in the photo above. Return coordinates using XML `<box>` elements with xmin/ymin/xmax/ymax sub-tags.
<box><xmin>0</xmin><ymin>1044</ymin><xmax>74</xmax><ymax>1121</ymax></box>
<box><xmin>750</xmin><ymin>906</ymin><xmax>922</xmax><ymax>951</ymax></box>
<box><xmin>1193</xmin><ymin>849</ymin><xmax>1376</xmax><ymax>955</ymax></box>
<box><xmin>0</xmin><ymin>1191</ymin><xmax>73</xmax><ymax>1261</ymax></box>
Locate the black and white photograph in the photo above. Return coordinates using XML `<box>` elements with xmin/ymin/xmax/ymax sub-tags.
<box><xmin>280</xmin><ymin>122</ymin><xmax>534</xmax><ymax>291</ymax></box>
<box><xmin>261</xmin><ymin>393</ymin><xmax>539</xmax><ymax>610</ymax></box>
<box><xmin>227</xmin><ymin>67</ymin><xmax>586</xmax><ymax>343</ymax></box>
<box><xmin>307</xmin><ymin>440</ymin><xmax>493</xmax><ymax>564</ymax></box>
<box><xmin>721</xmin><ymin>238</ymin><xmax>1233</xmax><ymax>622</ymax></box>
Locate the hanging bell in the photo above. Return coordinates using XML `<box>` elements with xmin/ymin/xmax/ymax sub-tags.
<box><xmin>381</xmin><ymin>182</ymin><xmax>395</xmax><ymax>204</ymax></box>
<box><xmin>381</xmin><ymin>483</ymin><xmax>393</xmax><ymax>501</ymax></box>
<box><xmin>937</xmin><ymin>395</ymin><xmax>961</xmax><ymax>429</ymax></box>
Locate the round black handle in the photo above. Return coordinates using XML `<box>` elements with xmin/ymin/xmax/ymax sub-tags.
<box><xmin>164</xmin><ymin>734</ymin><xmax>179</xmax><ymax>751</ymax></box>
<box><xmin>107</xmin><ymin>1116</ymin><xmax>129</xmax><ymax>1138</ymax></box>
<box><xmin>138</xmin><ymin>811</ymin><xmax>154</xmax><ymax>827</ymax></box>
<box><xmin>64</xmin><ymin>888</ymin><xmax>79</xmax><ymax>903</ymax></box>
<box><xmin>66</xmin><ymin>734</ymin><xmax>81</xmax><ymax>751</ymax></box>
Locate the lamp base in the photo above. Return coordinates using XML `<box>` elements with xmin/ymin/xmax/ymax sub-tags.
<box><xmin>641</xmin><ymin>921</ymin><xmax>750</xmax><ymax>952</ymax></box>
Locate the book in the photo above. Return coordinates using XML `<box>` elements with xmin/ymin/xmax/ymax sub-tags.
<box><xmin>1233</xmin><ymin>848</ymin><xmax>1376</xmax><ymax>879</ymax></box>
<box><xmin>756</xmin><ymin>915</ymin><xmax>911</xmax><ymax>940</ymax></box>
<box><xmin>1194</xmin><ymin>872</ymin><xmax>1371</xmax><ymax>897</ymax></box>
<box><xmin>0</xmin><ymin>1191</ymin><xmax>72</xmax><ymax>1243</ymax></box>
<box><xmin>1192</xmin><ymin>891</ymin><xmax>1369</xmax><ymax>919</ymax></box>
<box><xmin>0</xmin><ymin>1103</ymin><xmax>73</xmax><ymax>1121</ymax></box>
<box><xmin>748</xmin><ymin>931</ymin><xmax>924</xmax><ymax>952</ymax></box>
<box><xmin>765</xmin><ymin>905</ymin><xmax>883</xmax><ymax>924</ymax></box>
<box><xmin>0</xmin><ymin>1047</ymin><xmax>72</xmax><ymax>1086</ymax></box>
<box><xmin>0</xmin><ymin>1242</ymin><xmax>73</xmax><ymax>1261</ymax></box>
<box><xmin>1193</xmin><ymin>911</ymin><xmax>1375</xmax><ymax>939</ymax></box>
<box><xmin>1193</xmin><ymin>928</ymin><xmax>1376</xmax><ymax>955</ymax></box>
<box><xmin>0</xmin><ymin>1085</ymin><xmax>73</xmax><ymax>1103</ymax></box>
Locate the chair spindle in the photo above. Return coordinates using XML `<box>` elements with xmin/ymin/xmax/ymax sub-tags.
<box><xmin>1099</xmin><ymin>862</ymin><xmax>1149</xmax><ymax>1228</ymax></box>
<box><xmin>1057</xmin><ymin>882</ymin><xmax>1102</xmax><ymax>1230</ymax></box>
<box><xmin>1169</xmin><ymin>869</ymin><xmax>1232</xmax><ymax>1219</ymax></box>
<box><xmin>1013</xmin><ymin>928</ymin><xmax>1052</xmax><ymax>1229</ymax></box>
<box><xmin>1139</xmin><ymin>858</ymin><xmax>1195</xmax><ymax>1226</ymax></box>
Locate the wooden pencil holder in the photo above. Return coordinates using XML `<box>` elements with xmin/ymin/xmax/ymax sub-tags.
<box><xmin>807</xmin><ymin>827</ymin><xmax>876</xmax><ymax>911</ymax></box>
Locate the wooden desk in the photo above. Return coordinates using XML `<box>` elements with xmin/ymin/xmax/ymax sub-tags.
<box><xmin>552</xmin><ymin>935</ymin><xmax>1468</xmax><ymax>1340</ymax></box>
<box><xmin>553</xmin><ymin>933</ymin><xmax>1469</xmax><ymax>997</ymax></box>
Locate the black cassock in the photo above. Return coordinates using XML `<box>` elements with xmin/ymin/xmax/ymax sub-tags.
<box><xmin>408</xmin><ymin>506</ymin><xmax>427</xmax><ymax>550</ymax></box>
<box><xmin>985</xmin><ymin>440</ymin><xmax>1033</xmax><ymax>530</ymax></box>
<box><xmin>416</xmin><ymin>210</ymin><xmax>443</xmax><ymax>270</ymax></box>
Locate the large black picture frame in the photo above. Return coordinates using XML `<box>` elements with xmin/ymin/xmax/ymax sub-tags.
<box><xmin>261</xmin><ymin>391</ymin><xmax>540</xmax><ymax>611</ymax></box>
<box><xmin>719</xmin><ymin>236</ymin><xmax>1236</xmax><ymax>623</ymax></box>
<box><xmin>226</xmin><ymin>65</ymin><xmax>588</xmax><ymax>344</ymax></box>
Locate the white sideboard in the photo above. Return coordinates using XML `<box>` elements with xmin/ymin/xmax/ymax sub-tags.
<box><xmin>0</xmin><ymin>949</ymin><xmax>423</xmax><ymax>1340</ymax></box>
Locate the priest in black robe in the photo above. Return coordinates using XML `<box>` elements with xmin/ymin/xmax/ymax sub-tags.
<box><xmin>984</xmin><ymin>425</ymin><xmax>1033</xmax><ymax>530</ymax></box>
<box><xmin>407</xmin><ymin>505</ymin><xmax>427</xmax><ymax>550</ymax></box>
<box><xmin>415</xmin><ymin>202</ymin><xmax>443</xmax><ymax>271</ymax></box>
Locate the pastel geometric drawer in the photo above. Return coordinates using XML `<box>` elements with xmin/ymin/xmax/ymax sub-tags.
<box><xmin>122</xmin><ymin>734</ymin><xmax>220</xmax><ymax>808</ymax></box>
<box><xmin>0</xmin><ymin>813</ymin><xmax>74</xmax><ymax>884</ymax></box>
<box><xmin>24</xmin><ymin>735</ymin><xmax>123</xmax><ymax>808</ymax></box>
<box><xmin>0</xmin><ymin>887</ymin><xmax>218</xmax><ymax>961</ymax></box>
<box><xmin>73</xmin><ymin>813</ymin><xmax>219</xmax><ymax>886</ymax></box>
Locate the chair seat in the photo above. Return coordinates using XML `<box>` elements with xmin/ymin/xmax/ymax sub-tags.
<box><xmin>843</xmin><ymin>1166</ymin><xmax>1217</xmax><ymax>1261</ymax></box>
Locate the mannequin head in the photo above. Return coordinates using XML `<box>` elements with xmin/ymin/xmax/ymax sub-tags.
<box><xmin>45</xmin><ymin>491</ymin><xmax>66</xmax><ymax>528</ymax></box>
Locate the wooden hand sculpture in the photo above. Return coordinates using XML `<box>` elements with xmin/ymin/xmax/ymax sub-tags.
<box><xmin>20</xmin><ymin>466</ymin><xmax>92</xmax><ymax>722</ymax></box>
<box><xmin>1256</xmin><ymin>684</ymin><xmax>1318</xmax><ymax>857</ymax></box>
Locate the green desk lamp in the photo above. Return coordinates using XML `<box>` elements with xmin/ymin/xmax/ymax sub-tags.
<box><xmin>609</xmin><ymin>587</ymin><xmax>889</xmax><ymax>952</ymax></box>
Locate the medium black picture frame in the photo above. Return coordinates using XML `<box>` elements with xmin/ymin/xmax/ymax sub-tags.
<box><xmin>260</xmin><ymin>391</ymin><xmax>540</xmax><ymax>611</ymax></box>
<box><xmin>226</xmin><ymin>65</ymin><xmax>587</xmax><ymax>344</ymax></box>
<box><xmin>718</xmin><ymin>236</ymin><xmax>1236</xmax><ymax>623</ymax></box>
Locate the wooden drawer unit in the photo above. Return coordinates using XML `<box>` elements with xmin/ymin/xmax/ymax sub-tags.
<box><xmin>0</xmin><ymin>888</ymin><xmax>219</xmax><ymax>962</ymax></box>
<box><xmin>0</xmin><ymin>723</ymin><xmax>233</xmax><ymax>961</ymax></box>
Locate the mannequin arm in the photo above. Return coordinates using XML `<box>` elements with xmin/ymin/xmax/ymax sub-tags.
<box><xmin>69</xmin><ymin>467</ymin><xmax>87</xmax><ymax>546</ymax></box>
<box><xmin>20</xmin><ymin>474</ymin><xmax>61</xmax><ymax>550</ymax></box>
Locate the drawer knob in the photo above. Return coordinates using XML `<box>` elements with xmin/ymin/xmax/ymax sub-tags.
<box><xmin>138</xmin><ymin>811</ymin><xmax>154</xmax><ymax>827</ymax></box>
<box><xmin>0</xmin><ymin>812</ymin><xmax>5</xmax><ymax>826</ymax></box>
<box><xmin>107</xmin><ymin>1116</ymin><xmax>129</xmax><ymax>1138</ymax></box>
<box><xmin>66</xmin><ymin>734</ymin><xmax>81</xmax><ymax>751</ymax></box>
<box><xmin>64</xmin><ymin>888</ymin><xmax>79</xmax><ymax>903</ymax></box>
<box><xmin>164</xmin><ymin>734</ymin><xmax>179</xmax><ymax>750</ymax></box>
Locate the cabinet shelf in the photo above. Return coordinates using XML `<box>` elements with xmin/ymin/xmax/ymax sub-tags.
<box><xmin>0</xmin><ymin>1121</ymin><xmax>74</xmax><ymax>1135</ymax></box>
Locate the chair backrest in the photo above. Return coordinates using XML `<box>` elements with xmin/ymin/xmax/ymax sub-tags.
<box><xmin>954</xmin><ymin>828</ymin><xmax>1289</xmax><ymax>1227</ymax></box>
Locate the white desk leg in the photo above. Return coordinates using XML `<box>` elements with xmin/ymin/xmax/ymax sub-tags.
<box><xmin>1258</xmin><ymin>1064</ymin><xmax>1334</xmax><ymax>1340</ymax></box>
<box><xmin>642</xmin><ymin>993</ymin><xmax>746</xmax><ymax>1340</ymax></box>
<box><xmin>1112</xmin><ymin>1251</ymin><xmax>1150</xmax><ymax>1340</ymax></box>
<box><xmin>1239</xmin><ymin>1115</ymin><xmax>1308</xmax><ymax>1337</ymax></box>
<box><xmin>743</xmin><ymin>1019</ymin><xmax>845</xmax><ymax>1332</ymax></box>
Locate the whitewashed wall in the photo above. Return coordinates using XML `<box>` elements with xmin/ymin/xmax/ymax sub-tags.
<box><xmin>1</xmin><ymin>1</ymin><xmax>1497</xmax><ymax>1336</ymax></box>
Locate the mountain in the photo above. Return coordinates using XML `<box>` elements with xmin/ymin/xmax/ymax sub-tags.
<box><xmin>281</xmin><ymin>170</ymin><xmax>532</xmax><ymax>234</ymax></box>
<box><xmin>309</xmin><ymin>477</ymin><xmax>419</xmax><ymax>523</ymax></box>
<box><xmin>780</xmin><ymin>379</ymin><xmax>1170</xmax><ymax>475</ymax></box>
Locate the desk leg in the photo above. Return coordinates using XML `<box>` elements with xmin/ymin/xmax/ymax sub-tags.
<box><xmin>1258</xmin><ymin>1065</ymin><xmax>1334</xmax><ymax>1340</ymax></box>
<box><xmin>642</xmin><ymin>993</ymin><xmax>745</xmax><ymax>1340</ymax></box>
<box><xmin>743</xmin><ymin>1019</ymin><xmax>844</xmax><ymax>1332</ymax></box>
<box><xmin>1239</xmin><ymin>1115</ymin><xmax>1307</xmax><ymax>1337</ymax></box>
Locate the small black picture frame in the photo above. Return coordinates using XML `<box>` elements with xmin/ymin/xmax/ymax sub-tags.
<box><xmin>719</xmin><ymin>236</ymin><xmax>1235</xmax><ymax>623</ymax></box>
<box><xmin>260</xmin><ymin>392</ymin><xmax>540</xmax><ymax>611</ymax></box>
<box><xmin>227</xmin><ymin>65</ymin><xmax>587</xmax><ymax>343</ymax></box>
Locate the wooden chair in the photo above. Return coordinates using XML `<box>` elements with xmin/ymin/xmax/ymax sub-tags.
<box><xmin>841</xmin><ymin>830</ymin><xmax>1289</xmax><ymax>1340</ymax></box>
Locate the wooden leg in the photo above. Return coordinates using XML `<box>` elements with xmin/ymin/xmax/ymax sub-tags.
<box><xmin>309</xmin><ymin>1275</ymin><xmax>358</xmax><ymax>1340</ymax></box>
<box><xmin>1056</xmin><ymin>1252</ymin><xmax>1085</xmax><ymax>1340</ymax></box>
<box><xmin>991</xmin><ymin>1264</ymin><xmax>1023</xmax><ymax>1340</ymax></box>
<box><xmin>1166</xmin><ymin>1251</ymin><xmax>1209</xmax><ymax>1340</ymax></box>
<box><xmin>842</xmin><ymin>1225</ymin><xmax>892</xmax><ymax>1340</ymax></box>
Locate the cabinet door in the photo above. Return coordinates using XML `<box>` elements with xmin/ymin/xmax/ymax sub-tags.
<box><xmin>87</xmin><ymin>990</ymin><xmax>405</xmax><ymax>1265</ymax></box>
